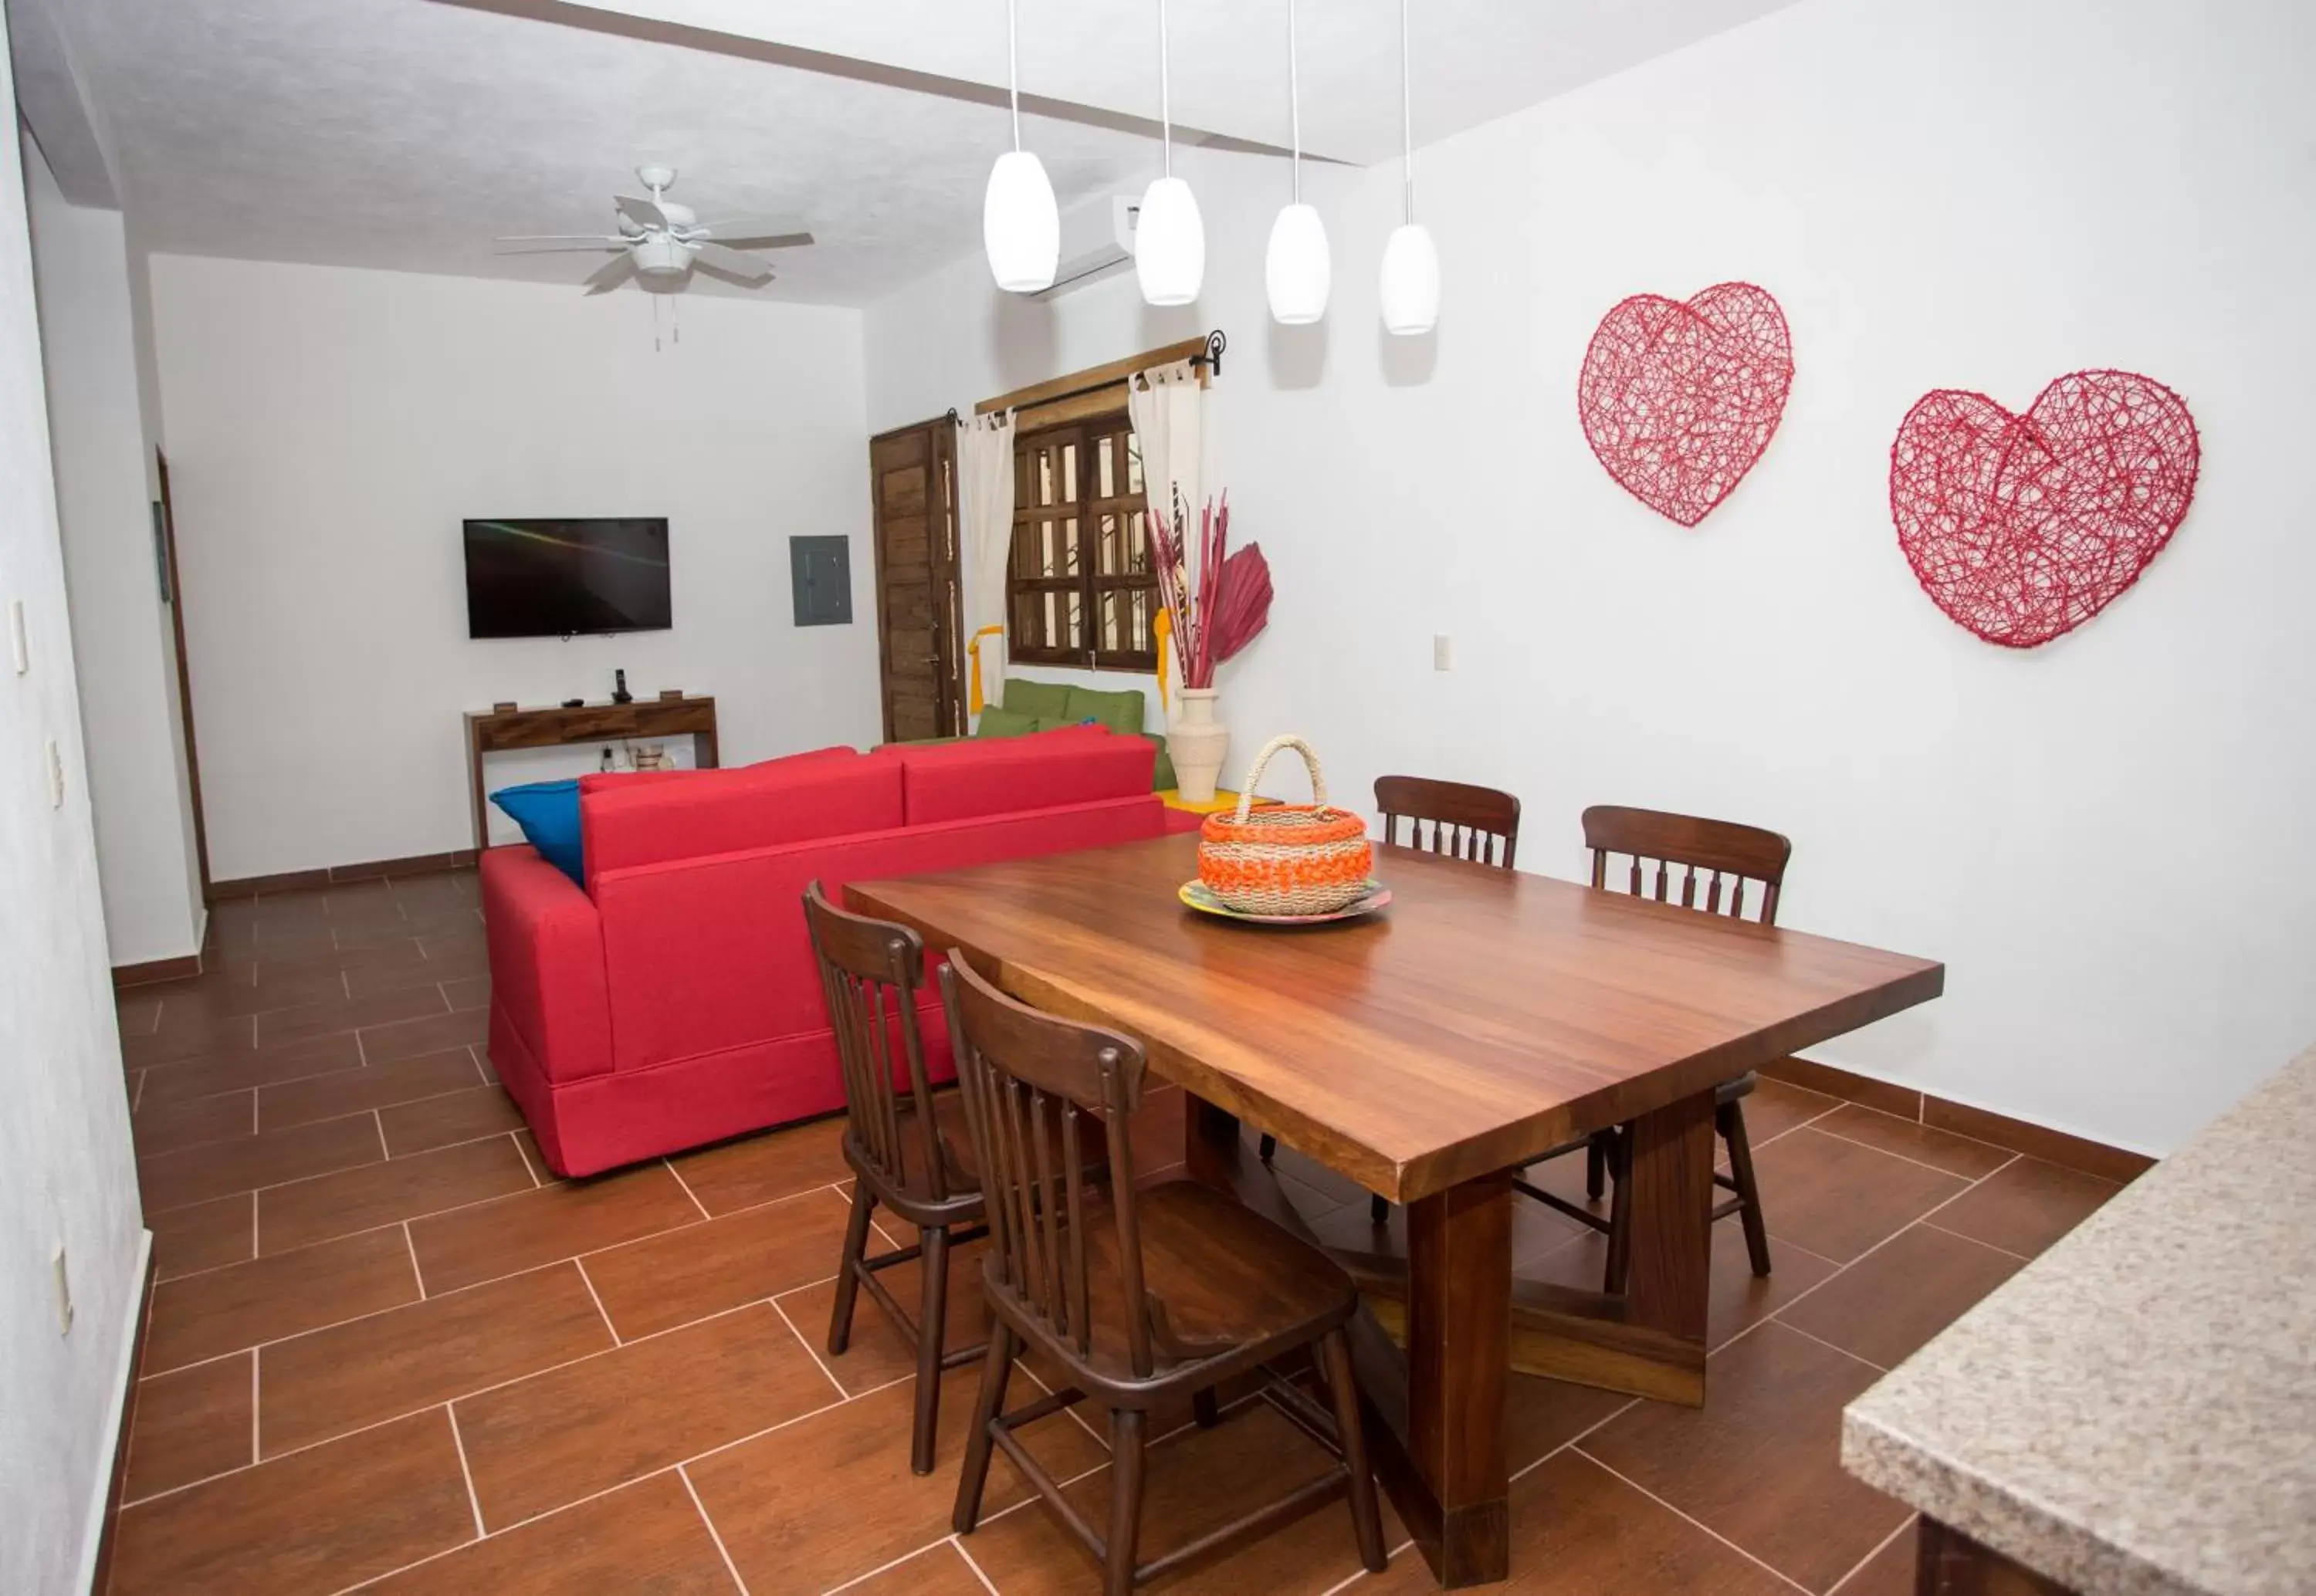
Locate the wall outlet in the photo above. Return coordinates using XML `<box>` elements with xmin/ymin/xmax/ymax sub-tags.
<box><xmin>1433</xmin><ymin>634</ymin><xmax>1454</xmax><ymax>671</ymax></box>
<box><xmin>46</xmin><ymin>739</ymin><xmax>65</xmax><ymax>808</ymax></box>
<box><xmin>52</xmin><ymin>1243</ymin><xmax>73</xmax><ymax>1335</ymax></box>
<box><xmin>8</xmin><ymin>598</ymin><xmax>25</xmax><ymax>674</ymax></box>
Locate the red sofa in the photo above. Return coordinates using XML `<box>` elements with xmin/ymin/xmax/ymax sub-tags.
<box><xmin>481</xmin><ymin>726</ymin><xmax>1190</xmax><ymax>1177</ymax></box>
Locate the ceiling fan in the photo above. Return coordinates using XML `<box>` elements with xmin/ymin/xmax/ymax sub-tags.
<box><xmin>496</xmin><ymin>166</ymin><xmax>813</xmax><ymax>296</ymax></box>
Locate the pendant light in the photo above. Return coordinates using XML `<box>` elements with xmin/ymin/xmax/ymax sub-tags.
<box><xmin>1264</xmin><ymin>0</ymin><xmax>1330</xmax><ymax>324</ymax></box>
<box><xmin>1378</xmin><ymin>0</ymin><xmax>1439</xmax><ymax>334</ymax></box>
<box><xmin>1136</xmin><ymin>0</ymin><xmax>1205</xmax><ymax>306</ymax></box>
<box><xmin>983</xmin><ymin>0</ymin><xmax>1059</xmax><ymax>292</ymax></box>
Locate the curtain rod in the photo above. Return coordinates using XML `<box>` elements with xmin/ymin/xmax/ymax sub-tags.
<box><xmin>967</xmin><ymin>329</ymin><xmax>1226</xmax><ymax>424</ymax></box>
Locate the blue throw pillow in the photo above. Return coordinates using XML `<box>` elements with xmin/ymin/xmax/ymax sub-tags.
<box><xmin>490</xmin><ymin>779</ymin><xmax>584</xmax><ymax>885</ymax></box>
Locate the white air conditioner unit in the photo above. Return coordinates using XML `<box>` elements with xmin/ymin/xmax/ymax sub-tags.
<box><xmin>1031</xmin><ymin>194</ymin><xmax>1140</xmax><ymax>300</ymax></box>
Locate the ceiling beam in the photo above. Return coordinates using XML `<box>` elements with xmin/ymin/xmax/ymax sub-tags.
<box><xmin>429</xmin><ymin>0</ymin><xmax>1326</xmax><ymax>163</ymax></box>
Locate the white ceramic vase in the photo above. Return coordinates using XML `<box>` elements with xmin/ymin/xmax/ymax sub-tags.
<box><xmin>1169</xmin><ymin>688</ymin><xmax>1231</xmax><ymax>805</ymax></box>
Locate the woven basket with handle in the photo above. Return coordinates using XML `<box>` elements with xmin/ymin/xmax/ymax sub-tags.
<box><xmin>1197</xmin><ymin>735</ymin><xmax>1374</xmax><ymax>915</ymax></box>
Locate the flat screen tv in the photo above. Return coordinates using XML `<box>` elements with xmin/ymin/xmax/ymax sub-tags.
<box><xmin>463</xmin><ymin>517</ymin><xmax>672</xmax><ymax>639</ymax></box>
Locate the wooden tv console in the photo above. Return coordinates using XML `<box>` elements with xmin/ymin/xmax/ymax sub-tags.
<box><xmin>466</xmin><ymin>695</ymin><xmax>720</xmax><ymax>848</ymax></box>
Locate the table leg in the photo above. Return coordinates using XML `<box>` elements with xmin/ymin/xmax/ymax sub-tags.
<box><xmin>1397</xmin><ymin>1174</ymin><xmax>1512</xmax><ymax>1586</ymax></box>
<box><xmin>1618</xmin><ymin>1087</ymin><xmax>1715</xmax><ymax>1364</ymax></box>
<box><xmin>1183</xmin><ymin>1094</ymin><xmax>1242</xmax><ymax>1188</ymax></box>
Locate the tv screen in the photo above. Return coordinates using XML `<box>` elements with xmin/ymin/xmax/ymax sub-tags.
<box><xmin>462</xmin><ymin>517</ymin><xmax>672</xmax><ymax>639</ymax></box>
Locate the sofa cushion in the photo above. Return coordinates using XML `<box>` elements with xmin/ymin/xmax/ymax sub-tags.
<box><xmin>896</xmin><ymin>725</ymin><xmax>1153</xmax><ymax>826</ymax></box>
<box><xmin>581</xmin><ymin>747</ymin><xmax>903</xmax><ymax>887</ymax></box>
<box><xmin>489</xmin><ymin>779</ymin><xmax>584</xmax><ymax>884</ymax></box>
<box><xmin>1000</xmin><ymin>678</ymin><xmax>1074</xmax><ymax>719</ymax></box>
<box><xmin>1064</xmin><ymin>685</ymin><xmax>1146</xmax><ymax>735</ymax></box>
<box><xmin>972</xmin><ymin>704</ymin><xmax>1042</xmax><ymax>738</ymax></box>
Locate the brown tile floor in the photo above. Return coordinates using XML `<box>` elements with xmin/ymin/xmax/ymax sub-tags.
<box><xmin>105</xmin><ymin>871</ymin><xmax>2129</xmax><ymax>1594</ymax></box>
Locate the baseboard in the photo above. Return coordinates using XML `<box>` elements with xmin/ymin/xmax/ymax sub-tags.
<box><xmin>111</xmin><ymin>954</ymin><xmax>201</xmax><ymax>989</ymax></box>
<box><xmin>78</xmin><ymin>1229</ymin><xmax>154</xmax><ymax>1596</ymax></box>
<box><xmin>206</xmin><ymin>848</ymin><xmax>479</xmax><ymax>903</ymax></box>
<box><xmin>1764</xmin><ymin>1057</ymin><xmax>2156</xmax><ymax>1184</ymax></box>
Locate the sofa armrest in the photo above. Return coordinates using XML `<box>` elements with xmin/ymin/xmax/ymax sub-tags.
<box><xmin>480</xmin><ymin>844</ymin><xmax>613</xmax><ymax>1084</ymax></box>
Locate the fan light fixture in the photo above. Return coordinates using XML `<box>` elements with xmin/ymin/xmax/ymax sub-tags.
<box><xmin>1378</xmin><ymin>0</ymin><xmax>1439</xmax><ymax>335</ymax></box>
<box><xmin>1264</xmin><ymin>0</ymin><xmax>1329</xmax><ymax>324</ymax></box>
<box><xmin>984</xmin><ymin>0</ymin><xmax>1059</xmax><ymax>292</ymax></box>
<box><xmin>1136</xmin><ymin>0</ymin><xmax>1204</xmax><ymax>306</ymax></box>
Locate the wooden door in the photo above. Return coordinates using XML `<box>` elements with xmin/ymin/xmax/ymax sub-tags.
<box><xmin>157</xmin><ymin>452</ymin><xmax>213</xmax><ymax>898</ymax></box>
<box><xmin>867</xmin><ymin>420</ymin><xmax>963</xmax><ymax>742</ymax></box>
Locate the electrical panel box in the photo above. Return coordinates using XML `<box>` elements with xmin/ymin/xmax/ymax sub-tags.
<box><xmin>789</xmin><ymin>536</ymin><xmax>853</xmax><ymax>627</ymax></box>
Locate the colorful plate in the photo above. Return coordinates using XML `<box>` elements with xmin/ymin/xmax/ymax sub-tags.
<box><xmin>1178</xmin><ymin>877</ymin><xmax>1392</xmax><ymax>926</ymax></box>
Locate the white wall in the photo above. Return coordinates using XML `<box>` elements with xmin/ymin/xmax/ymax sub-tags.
<box><xmin>24</xmin><ymin>131</ymin><xmax>204</xmax><ymax>965</ymax></box>
<box><xmin>865</xmin><ymin>0</ymin><xmax>2316</xmax><ymax>1156</ymax></box>
<box><xmin>0</xmin><ymin>46</ymin><xmax>150</xmax><ymax>1596</ymax></box>
<box><xmin>150</xmin><ymin>256</ymin><xmax>880</xmax><ymax>878</ymax></box>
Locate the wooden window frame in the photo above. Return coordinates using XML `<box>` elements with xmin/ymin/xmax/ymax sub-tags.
<box><xmin>979</xmin><ymin>336</ymin><xmax>1211</xmax><ymax>676</ymax></box>
<box><xmin>1006</xmin><ymin>414</ymin><xmax>1159</xmax><ymax>672</ymax></box>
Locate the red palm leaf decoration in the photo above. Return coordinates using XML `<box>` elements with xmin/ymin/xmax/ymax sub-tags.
<box><xmin>1153</xmin><ymin>492</ymin><xmax>1268</xmax><ymax>690</ymax></box>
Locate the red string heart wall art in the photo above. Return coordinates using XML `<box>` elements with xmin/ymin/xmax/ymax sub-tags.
<box><xmin>1888</xmin><ymin>370</ymin><xmax>2199</xmax><ymax>648</ymax></box>
<box><xmin>1577</xmin><ymin>282</ymin><xmax>1795</xmax><ymax>527</ymax></box>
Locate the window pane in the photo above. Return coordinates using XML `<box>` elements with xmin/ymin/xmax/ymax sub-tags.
<box><xmin>1126</xmin><ymin>436</ymin><xmax>1144</xmax><ymax>495</ymax></box>
<box><xmin>1062</xmin><ymin>441</ymin><xmax>1079</xmax><ymax>503</ymax></box>
<box><xmin>1097</xmin><ymin>586</ymin><xmax>1153</xmax><ymax>658</ymax></box>
<box><xmin>1096</xmin><ymin>435</ymin><xmax>1116</xmax><ymax>499</ymax></box>
<box><xmin>1021</xmin><ymin>516</ymin><xmax>1080</xmax><ymax>579</ymax></box>
<box><xmin>1043</xmin><ymin>587</ymin><xmax>1082</xmax><ymax>654</ymax></box>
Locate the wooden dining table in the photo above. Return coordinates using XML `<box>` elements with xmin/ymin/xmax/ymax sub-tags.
<box><xmin>849</xmin><ymin>831</ymin><xmax>1943</xmax><ymax>1588</ymax></box>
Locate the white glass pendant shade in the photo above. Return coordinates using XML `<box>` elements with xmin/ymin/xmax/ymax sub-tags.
<box><xmin>983</xmin><ymin>150</ymin><xmax>1059</xmax><ymax>292</ymax></box>
<box><xmin>1379</xmin><ymin>221</ymin><xmax>1440</xmax><ymax>335</ymax></box>
<box><xmin>1135</xmin><ymin>175</ymin><xmax>1204</xmax><ymax>306</ymax></box>
<box><xmin>1265</xmin><ymin>202</ymin><xmax>1330</xmax><ymax>324</ymax></box>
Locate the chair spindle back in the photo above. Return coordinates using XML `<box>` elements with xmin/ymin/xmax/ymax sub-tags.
<box><xmin>1373</xmin><ymin>775</ymin><xmax>1522</xmax><ymax>870</ymax></box>
<box><xmin>1580</xmin><ymin>806</ymin><xmax>1791</xmax><ymax>926</ymax></box>
<box><xmin>940</xmin><ymin>952</ymin><xmax>1156</xmax><ymax>1377</ymax></box>
<box><xmin>802</xmin><ymin>881</ymin><xmax>957</xmax><ymax>1202</ymax></box>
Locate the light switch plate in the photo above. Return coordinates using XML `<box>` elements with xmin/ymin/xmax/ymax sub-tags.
<box><xmin>8</xmin><ymin>598</ymin><xmax>25</xmax><ymax>674</ymax></box>
<box><xmin>1433</xmin><ymin>634</ymin><xmax>1454</xmax><ymax>671</ymax></box>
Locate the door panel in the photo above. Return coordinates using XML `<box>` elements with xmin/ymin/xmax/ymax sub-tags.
<box><xmin>867</xmin><ymin>421</ymin><xmax>962</xmax><ymax>743</ymax></box>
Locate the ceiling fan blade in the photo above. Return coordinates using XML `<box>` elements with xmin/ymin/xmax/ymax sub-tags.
<box><xmin>694</xmin><ymin>218</ymin><xmax>813</xmax><ymax>248</ymax></box>
<box><xmin>581</xmin><ymin>252</ymin><xmax>638</xmax><ymax>296</ymax></box>
<box><xmin>493</xmin><ymin>234</ymin><xmax>625</xmax><ymax>243</ymax></box>
<box><xmin>615</xmin><ymin>194</ymin><xmax>669</xmax><ymax>231</ymax></box>
<box><xmin>689</xmin><ymin>241</ymin><xmax>774</xmax><ymax>284</ymax></box>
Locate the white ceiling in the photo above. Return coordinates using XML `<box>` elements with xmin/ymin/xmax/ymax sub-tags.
<box><xmin>49</xmin><ymin>0</ymin><xmax>1800</xmax><ymax>306</ymax></box>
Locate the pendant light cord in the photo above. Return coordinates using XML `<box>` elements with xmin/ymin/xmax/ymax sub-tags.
<box><xmin>1007</xmin><ymin>0</ymin><xmax>1021</xmax><ymax>151</ymax></box>
<box><xmin>1159</xmin><ymin>0</ymin><xmax>1173</xmax><ymax>178</ymax></box>
<box><xmin>1400</xmin><ymin>0</ymin><xmax>1414</xmax><ymax>225</ymax></box>
<box><xmin>1288</xmin><ymin>0</ymin><xmax>1302</xmax><ymax>203</ymax></box>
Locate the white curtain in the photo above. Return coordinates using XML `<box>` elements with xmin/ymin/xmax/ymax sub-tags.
<box><xmin>1126</xmin><ymin>361</ymin><xmax>1203</xmax><ymax>719</ymax></box>
<box><xmin>955</xmin><ymin>410</ymin><xmax>1015</xmax><ymax>719</ymax></box>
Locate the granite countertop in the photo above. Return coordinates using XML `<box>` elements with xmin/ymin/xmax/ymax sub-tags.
<box><xmin>1843</xmin><ymin>1045</ymin><xmax>2316</xmax><ymax>1594</ymax></box>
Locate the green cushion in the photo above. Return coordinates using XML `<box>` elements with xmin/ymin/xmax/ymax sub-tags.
<box><xmin>1063</xmin><ymin>685</ymin><xmax>1145</xmax><ymax>736</ymax></box>
<box><xmin>1144</xmin><ymin>734</ymin><xmax>1175</xmax><ymax>791</ymax></box>
<box><xmin>973</xmin><ymin>705</ymin><xmax>1042</xmax><ymax>737</ymax></box>
<box><xmin>1000</xmin><ymin>679</ymin><xmax>1073</xmax><ymax>719</ymax></box>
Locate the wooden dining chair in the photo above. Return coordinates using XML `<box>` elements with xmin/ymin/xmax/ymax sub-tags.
<box><xmin>940</xmin><ymin>951</ymin><xmax>1389</xmax><ymax>1596</ymax></box>
<box><xmin>1374</xmin><ymin>773</ymin><xmax>1522</xmax><ymax>868</ymax></box>
<box><xmin>1519</xmin><ymin>806</ymin><xmax>1789</xmax><ymax>1290</ymax></box>
<box><xmin>1261</xmin><ymin>773</ymin><xmax>1524</xmax><ymax>1225</ymax></box>
<box><xmin>804</xmin><ymin>881</ymin><xmax>990</xmax><ymax>1476</ymax></box>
